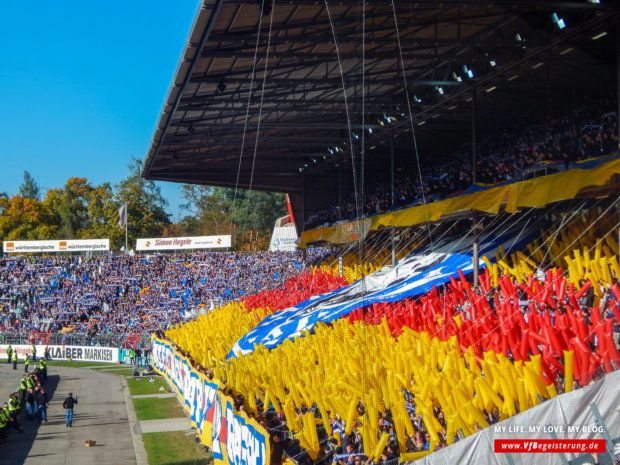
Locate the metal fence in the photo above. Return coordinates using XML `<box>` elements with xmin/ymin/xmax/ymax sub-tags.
<box><xmin>0</xmin><ymin>331</ymin><xmax>151</xmax><ymax>349</ymax></box>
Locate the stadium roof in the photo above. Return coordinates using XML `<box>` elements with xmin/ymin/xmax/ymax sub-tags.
<box><xmin>142</xmin><ymin>0</ymin><xmax>618</xmax><ymax>226</ymax></box>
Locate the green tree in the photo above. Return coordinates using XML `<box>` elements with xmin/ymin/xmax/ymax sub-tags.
<box><xmin>180</xmin><ymin>185</ymin><xmax>232</xmax><ymax>235</ymax></box>
<box><xmin>84</xmin><ymin>183</ymin><xmax>124</xmax><ymax>249</ymax></box>
<box><xmin>18</xmin><ymin>171</ymin><xmax>40</xmax><ymax>200</ymax></box>
<box><xmin>0</xmin><ymin>193</ymin><xmax>8</xmax><ymax>216</ymax></box>
<box><xmin>58</xmin><ymin>177</ymin><xmax>93</xmax><ymax>238</ymax></box>
<box><xmin>116</xmin><ymin>158</ymin><xmax>170</xmax><ymax>249</ymax></box>
<box><xmin>180</xmin><ymin>185</ymin><xmax>287</xmax><ymax>250</ymax></box>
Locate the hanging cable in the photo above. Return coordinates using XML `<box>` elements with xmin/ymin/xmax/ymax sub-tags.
<box><xmin>229</xmin><ymin>0</ymin><xmax>267</xmax><ymax>242</ymax></box>
<box><xmin>390</xmin><ymin>0</ymin><xmax>434</xmax><ymax>252</ymax></box>
<box><xmin>324</xmin><ymin>0</ymin><xmax>359</xmax><ymax>221</ymax></box>
<box><xmin>241</xmin><ymin>0</ymin><xmax>276</xmax><ymax>248</ymax></box>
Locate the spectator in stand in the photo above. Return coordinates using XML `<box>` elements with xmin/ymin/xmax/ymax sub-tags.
<box><xmin>305</xmin><ymin>103</ymin><xmax>618</xmax><ymax>229</ymax></box>
<box><xmin>0</xmin><ymin>250</ymin><xmax>327</xmax><ymax>340</ymax></box>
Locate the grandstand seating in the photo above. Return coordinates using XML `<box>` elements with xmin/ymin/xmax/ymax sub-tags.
<box><xmin>164</xmin><ymin>205</ymin><xmax>620</xmax><ymax>463</ymax></box>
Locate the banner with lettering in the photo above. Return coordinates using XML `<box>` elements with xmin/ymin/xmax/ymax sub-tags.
<box><xmin>136</xmin><ymin>235</ymin><xmax>231</xmax><ymax>251</ymax></box>
<box><xmin>151</xmin><ymin>336</ymin><xmax>270</xmax><ymax>465</ymax></box>
<box><xmin>0</xmin><ymin>344</ymin><xmax>119</xmax><ymax>363</ymax></box>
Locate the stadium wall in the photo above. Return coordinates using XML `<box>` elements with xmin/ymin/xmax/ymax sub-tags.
<box><xmin>151</xmin><ymin>336</ymin><xmax>270</xmax><ymax>465</ymax></box>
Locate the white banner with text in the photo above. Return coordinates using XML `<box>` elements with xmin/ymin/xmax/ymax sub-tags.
<box><xmin>3</xmin><ymin>239</ymin><xmax>109</xmax><ymax>253</ymax></box>
<box><xmin>0</xmin><ymin>344</ymin><xmax>119</xmax><ymax>363</ymax></box>
<box><xmin>136</xmin><ymin>235</ymin><xmax>231</xmax><ymax>251</ymax></box>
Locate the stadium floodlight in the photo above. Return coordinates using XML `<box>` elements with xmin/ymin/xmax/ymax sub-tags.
<box><xmin>463</xmin><ymin>65</ymin><xmax>474</xmax><ymax>79</ymax></box>
<box><xmin>366</xmin><ymin>127</ymin><xmax>373</xmax><ymax>135</ymax></box>
<box><xmin>418</xmin><ymin>120</ymin><xmax>426</xmax><ymax>126</ymax></box>
<box><xmin>353</xmin><ymin>132</ymin><xmax>360</xmax><ymax>140</ymax></box>
<box><xmin>592</xmin><ymin>31</ymin><xmax>607</xmax><ymax>40</ymax></box>
<box><xmin>452</xmin><ymin>72</ymin><xmax>463</xmax><ymax>82</ymax></box>
<box><xmin>486</xmin><ymin>86</ymin><xmax>496</xmax><ymax>93</ymax></box>
<box><xmin>489</xmin><ymin>60</ymin><xmax>497</xmax><ymax>67</ymax></box>
<box><xmin>551</xmin><ymin>13</ymin><xmax>566</xmax><ymax>30</ymax></box>
<box><xmin>515</xmin><ymin>33</ymin><xmax>522</xmax><ymax>41</ymax></box>
<box><xmin>587</xmin><ymin>0</ymin><xmax>600</xmax><ymax>3</ymax></box>
<box><xmin>328</xmin><ymin>147</ymin><xmax>335</xmax><ymax>155</ymax></box>
<box><xmin>436</xmin><ymin>86</ymin><xmax>445</xmax><ymax>95</ymax></box>
<box><xmin>298</xmin><ymin>167</ymin><xmax>304</xmax><ymax>173</ymax></box>
<box><xmin>413</xmin><ymin>95</ymin><xmax>422</xmax><ymax>103</ymax></box>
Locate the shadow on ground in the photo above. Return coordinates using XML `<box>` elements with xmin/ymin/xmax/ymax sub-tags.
<box><xmin>0</xmin><ymin>374</ymin><xmax>60</xmax><ymax>465</ymax></box>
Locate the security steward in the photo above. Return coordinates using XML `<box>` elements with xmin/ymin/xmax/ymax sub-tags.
<box><xmin>6</xmin><ymin>345</ymin><xmax>11</xmax><ymax>364</ymax></box>
<box><xmin>38</xmin><ymin>358</ymin><xmax>48</xmax><ymax>381</ymax></box>
<box><xmin>19</xmin><ymin>376</ymin><xmax>28</xmax><ymax>404</ymax></box>
<box><xmin>8</xmin><ymin>394</ymin><xmax>23</xmax><ymax>433</ymax></box>
<box><xmin>24</xmin><ymin>354</ymin><xmax>30</xmax><ymax>373</ymax></box>
<box><xmin>31</xmin><ymin>344</ymin><xmax>36</xmax><ymax>361</ymax></box>
<box><xmin>11</xmin><ymin>351</ymin><xmax>17</xmax><ymax>370</ymax></box>
<box><xmin>0</xmin><ymin>406</ymin><xmax>7</xmax><ymax>444</ymax></box>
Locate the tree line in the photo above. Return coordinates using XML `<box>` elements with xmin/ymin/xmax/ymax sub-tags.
<box><xmin>0</xmin><ymin>159</ymin><xmax>287</xmax><ymax>251</ymax></box>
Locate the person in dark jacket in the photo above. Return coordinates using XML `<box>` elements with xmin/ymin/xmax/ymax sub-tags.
<box><xmin>25</xmin><ymin>388</ymin><xmax>35</xmax><ymax>420</ymax></box>
<box><xmin>36</xmin><ymin>387</ymin><xmax>49</xmax><ymax>423</ymax></box>
<box><xmin>62</xmin><ymin>393</ymin><xmax>78</xmax><ymax>427</ymax></box>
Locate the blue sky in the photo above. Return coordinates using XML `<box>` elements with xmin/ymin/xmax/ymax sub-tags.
<box><xmin>0</xmin><ymin>1</ymin><xmax>200</xmax><ymax>221</ymax></box>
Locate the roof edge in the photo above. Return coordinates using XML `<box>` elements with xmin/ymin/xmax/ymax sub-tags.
<box><xmin>142</xmin><ymin>0</ymin><xmax>224</xmax><ymax>179</ymax></box>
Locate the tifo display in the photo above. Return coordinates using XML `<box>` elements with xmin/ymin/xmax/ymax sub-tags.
<box><xmin>159</xmin><ymin>207</ymin><xmax>620</xmax><ymax>465</ymax></box>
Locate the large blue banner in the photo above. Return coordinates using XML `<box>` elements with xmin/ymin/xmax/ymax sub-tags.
<box><xmin>229</xmin><ymin>225</ymin><xmax>537</xmax><ymax>357</ymax></box>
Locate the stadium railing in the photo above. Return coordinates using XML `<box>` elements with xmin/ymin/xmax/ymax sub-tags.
<box><xmin>0</xmin><ymin>331</ymin><xmax>147</xmax><ymax>348</ymax></box>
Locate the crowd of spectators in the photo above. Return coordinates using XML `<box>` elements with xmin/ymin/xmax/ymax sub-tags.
<box><xmin>305</xmin><ymin>105</ymin><xmax>618</xmax><ymax>229</ymax></box>
<box><xmin>0</xmin><ymin>250</ymin><xmax>325</xmax><ymax>338</ymax></box>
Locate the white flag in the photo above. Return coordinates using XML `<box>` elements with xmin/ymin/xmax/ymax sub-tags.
<box><xmin>118</xmin><ymin>204</ymin><xmax>127</xmax><ymax>228</ymax></box>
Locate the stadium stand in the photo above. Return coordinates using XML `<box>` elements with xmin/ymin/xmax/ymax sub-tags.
<box><xmin>161</xmin><ymin>204</ymin><xmax>620</xmax><ymax>465</ymax></box>
<box><xmin>304</xmin><ymin>103</ymin><xmax>618</xmax><ymax>229</ymax></box>
<box><xmin>0</xmin><ymin>251</ymin><xmax>326</xmax><ymax>338</ymax></box>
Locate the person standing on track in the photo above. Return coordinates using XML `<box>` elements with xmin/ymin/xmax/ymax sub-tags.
<box><xmin>11</xmin><ymin>351</ymin><xmax>17</xmax><ymax>370</ymax></box>
<box><xmin>38</xmin><ymin>358</ymin><xmax>47</xmax><ymax>381</ymax></box>
<box><xmin>31</xmin><ymin>343</ymin><xmax>36</xmax><ymax>362</ymax></box>
<box><xmin>25</xmin><ymin>388</ymin><xmax>35</xmax><ymax>420</ymax></box>
<box><xmin>18</xmin><ymin>376</ymin><xmax>27</xmax><ymax>404</ymax></box>
<box><xmin>36</xmin><ymin>387</ymin><xmax>49</xmax><ymax>424</ymax></box>
<box><xmin>6</xmin><ymin>345</ymin><xmax>12</xmax><ymax>364</ymax></box>
<box><xmin>63</xmin><ymin>393</ymin><xmax>78</xmax><ymax>427</ymax></box>
<box><xmin>8</xmin><ymin>394</ymin><xmax>23</xmax><ymax>434</ymax></box>
<box><xmin>0</xmin><ymin>406</ymin><xmax>7</xmax><ymax>444</ymax></box>
<box><xmin>24</xmin><ymin>354</ymin><xmax>30</xmax><ymax>373</ymax></box>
